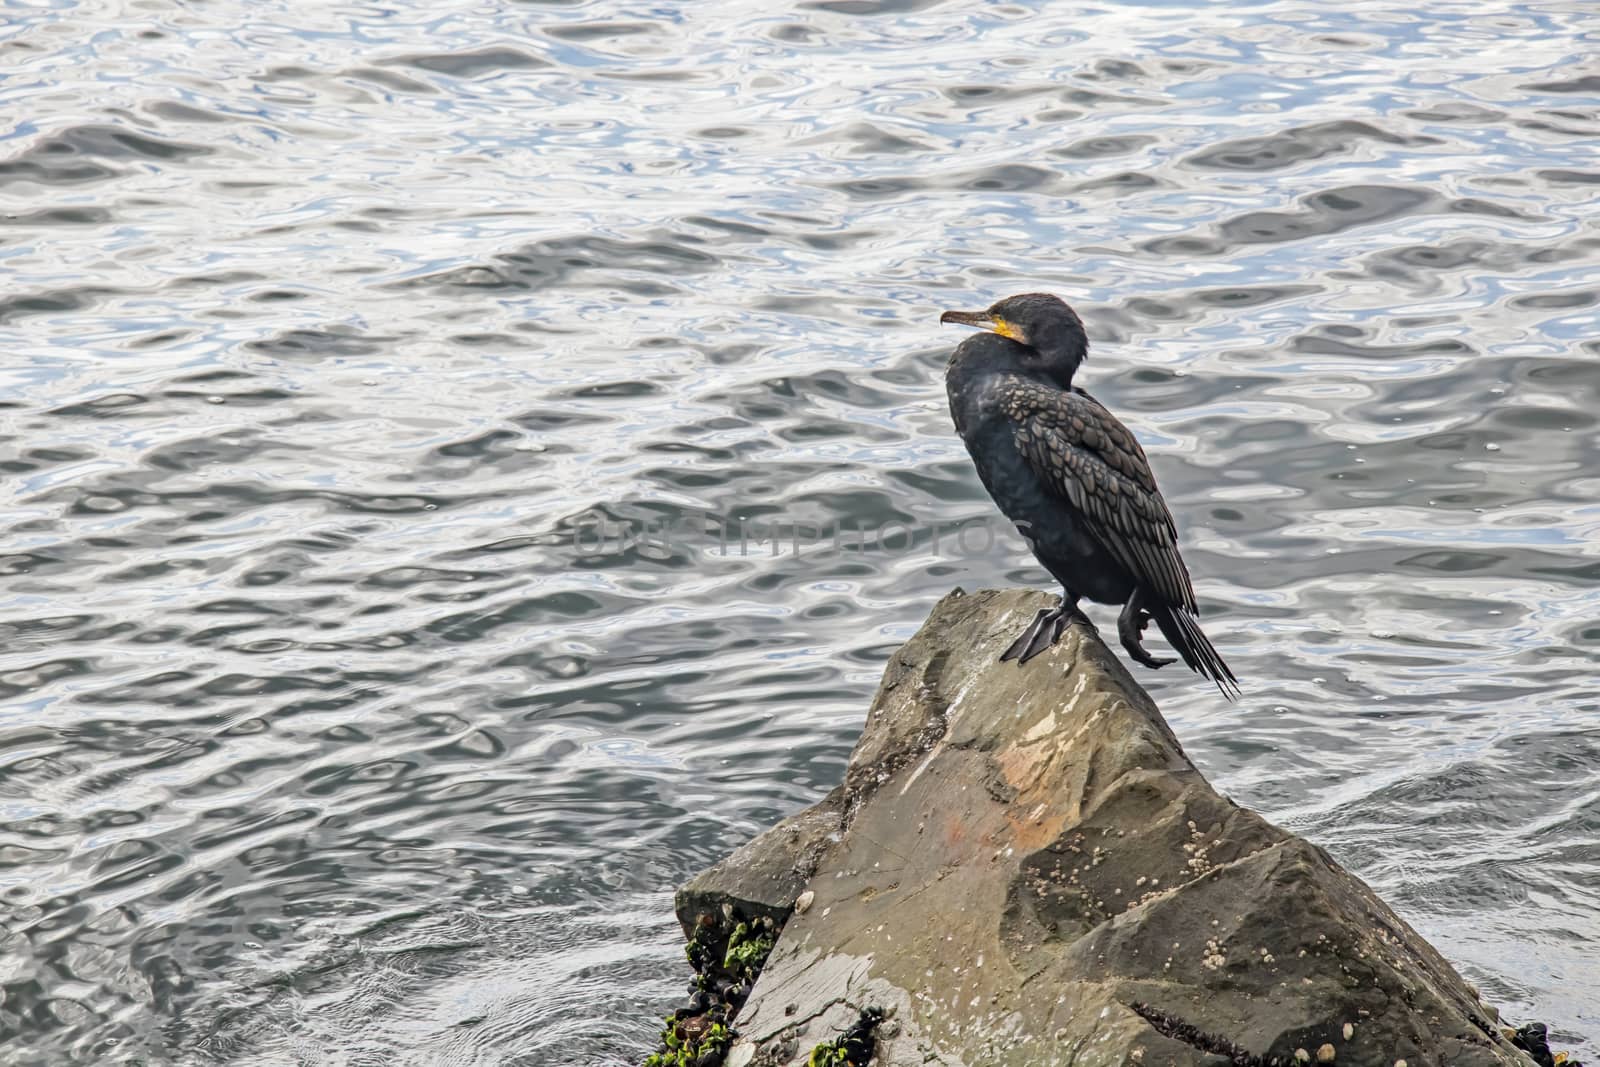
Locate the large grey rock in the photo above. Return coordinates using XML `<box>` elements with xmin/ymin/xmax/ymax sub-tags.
<box><xmin>686</xmin><ymin>588</ymin><xmax>1528</xmax><ymax>1067</ymax></box>
<box><xmin>676</xmin><ymin>787</ymin><xmax>845</xmax><ymax>940</ymax></box>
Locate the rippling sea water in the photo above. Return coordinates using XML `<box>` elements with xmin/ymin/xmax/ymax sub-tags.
<box><xmin>1</xmin><ymin>0</ymin><xmax>1597</xmax><ymax>1062</ymax></box>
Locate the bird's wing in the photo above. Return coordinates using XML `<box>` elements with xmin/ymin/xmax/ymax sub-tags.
<box><xmin>1008</xmin><ymin>382</ymin><xmax>1198</xmax><ymax>612</ymax></box>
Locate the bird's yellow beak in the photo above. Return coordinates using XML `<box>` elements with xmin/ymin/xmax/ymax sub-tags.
<box><xmin>940</xmin><ymin>309</ymin><xmax>1022</xmax><ymax>342</ymax></box>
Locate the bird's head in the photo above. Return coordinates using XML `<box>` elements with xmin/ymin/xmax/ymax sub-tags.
<box><xmin>940</xmin><ymin>292</ymin><xmax>1088</xmax><ymax>385</ymax></box>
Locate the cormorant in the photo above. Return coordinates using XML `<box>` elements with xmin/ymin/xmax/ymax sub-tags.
<box><xmin>940</xmin><ymin>293</ymin><xmax>1239</xmax><ymax>698</ymax></box>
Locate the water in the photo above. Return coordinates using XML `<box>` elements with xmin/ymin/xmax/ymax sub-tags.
<box><xmin>1</xmin><ymin>0</ymin><xmax>1597</xmax><ymax>1062</ymax></box>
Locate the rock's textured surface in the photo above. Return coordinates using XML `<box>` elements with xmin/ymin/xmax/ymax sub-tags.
<box><xmin>676</xmin><ymin>788</ymin><xmax>844</xmax><ymax>941</ymax></box>
<box><xmin>681</xmin><ymin>588</ymin><xmax>1530</xmax><ymax>1067</ymax></box>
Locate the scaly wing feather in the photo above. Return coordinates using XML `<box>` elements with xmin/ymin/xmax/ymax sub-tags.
<box><xmin>1006</xmin><ymin>382</ymin><xmax>1198</xmax><ymax>613</ymax></box>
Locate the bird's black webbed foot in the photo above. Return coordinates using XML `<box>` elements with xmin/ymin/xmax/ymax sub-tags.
<box><xmin>1015</xmin><ymin>607</ymin><xmax>1067</xmax><ymax>664</ymax></box>
<box><xmin>1001</xmin><ymin>595</ymin><xmax>1088</xmax><ymax>665</ymax></box>
<box><xmin>1118</xmin><ymin>595</ymin><xmax>1175</xmax><ymax>669</ymax></box>
<box><xmin>1000</xmin><ymin>607</ymin><xmax>1056</xmax><ymax>663</ymax></box>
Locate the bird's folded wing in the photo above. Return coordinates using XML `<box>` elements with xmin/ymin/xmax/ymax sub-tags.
<box><xmin>1010</xmin><ymin>387</ymin><xmax>1198</xmax><ymax>613</ymax></box>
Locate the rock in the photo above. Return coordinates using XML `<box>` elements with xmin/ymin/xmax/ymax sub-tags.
<box><xmin>674</xmin><ymin>786</ymin><xmax>844</xmax><ymax>941</ymax></box>
<box><xmin>680</xmin><ymin>589</ymin><xmax>1534</xmax><ymax>1067</ymax></box>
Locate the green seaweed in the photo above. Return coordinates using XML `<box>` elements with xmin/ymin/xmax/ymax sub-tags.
<box><xmin>644</xmin><ymin>1019</ymin><xmax>731</xmax><ymax>1067</ymax></box>
<box><xmin>806</xmin><ymin>1041</ymin><xmax>851</xmax><ymax>1067</ymax></box>
<box><xmin>805</xmin><ymin>1006</ymin><xmax>885</xmax><ymax>1067</ymax></box>
<box><xmin>723</xmin><ymin>921</ymin><xmax>775</xmax><ymax>974</ymax></box>
<box><xmin>641</xmin><ymin>909</ymin><xmax>783</xmax><ymax>1067</ymax></box>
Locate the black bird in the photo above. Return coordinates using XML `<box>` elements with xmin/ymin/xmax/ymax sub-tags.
<box><xmin>941</xmin><ymin>293</ymin><xmax>1239</xmax><ymax>698</ymax></box>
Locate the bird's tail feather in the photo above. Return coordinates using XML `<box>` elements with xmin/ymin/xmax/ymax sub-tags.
<box><xmin>1148</xmin><ymin>602</ymin><xmax>1240</xmax><ymax>700</ymax></box>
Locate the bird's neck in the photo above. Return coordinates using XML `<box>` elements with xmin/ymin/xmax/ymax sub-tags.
<box><xmin>948</xmin><ymin>337</ymin><xmax>1034</xmax><ymax>392</ymax></box>
<box><xmin>947</xmin><ymin>339</ymin><xmax>1069</xmax><ymax>436</ymax></box>
<box><xmin>1036</xmin><ymin>346</ymin><xmax>1084</xmax><ymax>390</ymax></box>
<box><xmin>969</xmin><ymin>343</ymin><xmax>1082</xmax><ymax>391</ymax></box>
